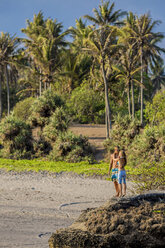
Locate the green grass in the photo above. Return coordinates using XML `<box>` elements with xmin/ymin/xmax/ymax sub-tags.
<box><xmin>0</xmin><ymin>158</ymin><xmax>110</xmax><ymax>176</ymax></box>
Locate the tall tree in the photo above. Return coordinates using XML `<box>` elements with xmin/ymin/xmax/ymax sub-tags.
<box><xmin>125</xmin><ymin>12</ymin><xmax>164</xmax><ymax>125</ymax></box>
<box><xmin>0</xmin><ymin>32</ymin><xmax>18</xmax><ymax>116</ymax></box>
<box><xmin>114</xmin><ymin>43</ymin><xmax>142</xmax><ymax>119</ymax></box>
<box><xmin>84</xmin><ymin>0</ymin><xmax>126</xmax><ymax>138</ymax></box>
<box><xmin>21</xmin><ymin>12</ymin><xmax>67</xmax><ymax>94</ymax></box>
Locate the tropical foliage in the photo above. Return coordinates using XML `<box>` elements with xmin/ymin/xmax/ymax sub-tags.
<box><xmin>0</xmin><ymin>1</ymin><xmax>165</xmax><ymax>167</ymax></box>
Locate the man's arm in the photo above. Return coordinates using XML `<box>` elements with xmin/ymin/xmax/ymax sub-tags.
<box><xmin>108</xmin><ymin>155</ymin><xmax>113</xmax><ymax>175</ymax></box>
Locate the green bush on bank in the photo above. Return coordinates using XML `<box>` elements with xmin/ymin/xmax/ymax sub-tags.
<box><xmin>49</xmin><ymin>131</ymin><xmax>94</xmax><ymax>163</ymax></box>
<box><xmin>0</xmin><ymin>115</ymin><xmax>33</xmax><ymax>159</ymax></box>
<box><xmin>43</xmin><ymin>107</ymin><xmax>69</xmax><ymax>143</ymax></box>
<box><xmin>145</xmin><ymin>90</ymin><xmax>165</xmax><ymax>125</ymax></box>
<box><xmin>13</xmin><ymin>97</ymin><xmax>35</xmax><ymax>121</ymax></box>
<box><xmin>29</xmin><ymin>90</ymin><xmax>64</xmax><ymax>128</ymax></box>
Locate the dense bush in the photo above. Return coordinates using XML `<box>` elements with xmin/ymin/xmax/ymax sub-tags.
<box><xmin>128</xmin><ymin>124</ymin><xmax>165</xmax><ymax>166</ymax></box>
<box><xmin>67</xmin><ymin>84</ymin><xmax>105</xmax><ymax>124</ymax></box>
<box><xmin>145</xmin><ymin>90</ymin><xmax>165</xmax><ymax>125</ymax></box>
<box><xmin>0</xmin><ymin>115</ymin><xmax>33</xmax><ymax>159</ymax></box>
<box><xmin>127</xmin><ymin>161</ymin><xmax>165</xmax><ymax>192</ymax></box>
<box><xmin>13</xmin><ymin>97</ymin><xmax>35</xmax><ymax>121</ymax></box>
<box><xmin>29</xmin><ymin>90</ymin><xmax>64</xmax><ymax>128</ymax></box>
<box><xmin>104</xmin><ymin>115</ymin><xmax>141</xmax><ymax>153</ymax></box>
<box><xmin>43</xmin><ymin>107</ymin><xmax>69</xmax><ymax>143</ymax></box>
<box><xmin>49</xmin><ymin>131</ymin><xmax>94</xmax><ymax>163</ymax></box>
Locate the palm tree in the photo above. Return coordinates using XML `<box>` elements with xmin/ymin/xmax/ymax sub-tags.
<box><xmin>59</xmin><ymin>49</ymin><xmax>92</xmax><ymax>92</ymax></box>
<box><xmin>0</xmin><ymin>32</ymin><xmax>18</xmax><ymax>116</ymax></box>
<box><xmin>21</xmin><ymin>12</ymin><xmax>67</xmax><ymax>94</ymax></box>
<box><xmin>114</xmin><ymin>43</ymin><xmax>142</xmax><ymax>119</ymax></box>
<box><xmin>69</xmin><ymin>18</ymin><xmax>93</xmax><ymax>51</ymax></box>
<box><xmin>83</xmin><ymin>26</ymin><xmax>118</xmax><ymax>138</ymax></box>
<box><xmin>84</xmin><ymin>0</ymin><xmax>126</xmax><ymax>138</ymax></box>
<box><xmin>84</xmin><ymin>0</ymin><xmax>126</xmax><ymax>27</ymax></box>
<box><xmin>125</xmin><ymin>12</ymin><xmax>164</xmax><ymax>125</ymax></box>
<box><xmin>150</xmin><ymin>58</ymin><xmax>165</xmax><ymax>97</ymax></box>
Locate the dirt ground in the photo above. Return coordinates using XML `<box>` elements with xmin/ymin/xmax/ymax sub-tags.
<box><xmin>69</xmin><ymin>124</ymin><xmax>106</xmax><ymax>161</ymax></box>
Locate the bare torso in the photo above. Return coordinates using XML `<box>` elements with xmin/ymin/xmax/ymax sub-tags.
<box><xmin>111</xmin><ymin>153</ymin><xmax>119</xmax><ymax>169</ymax></box>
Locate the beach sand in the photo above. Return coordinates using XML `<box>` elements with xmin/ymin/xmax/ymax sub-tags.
<box><xmin>0</xmin><ymin>170</ymin><xmax>133</xmax><ymax>248</ymax></box>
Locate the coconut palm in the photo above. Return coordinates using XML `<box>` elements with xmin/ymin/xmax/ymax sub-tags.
<box><xmin>83</xmin><ymin>0</ymin><xmax>126</xmax><ymax>138</ymax></box>
<box><xmin>83</xmin><ymin>26</ymin><xmax>118</xmax><ymax>138</ymax></box>
<box><xmin>22</xmin><ymin>12</ymin><xmax>67</xmax><ymax>94</ymax></box>
<box><xmin>114</xmin><ymin>43</ymin><xmax>142</xmax><ymax>119</ymax></box>
<box><xmin>84</xmin><ymin>0</ymin><xmax>126</xmax><ymax>26</ymax></box>
<box><xmin>69</xmin><ymin>18</ymin><xmax>93</xmax><ymax>51</ymax></box>
<box><xmin>0</xmin><ymin>32</ymin><xmax>18</xmax><ymax>116</ymax></box>
<box><xmin>125</xmin><ymin>12</ymin><xmax>165</xmax><ymax>125</ymax></box>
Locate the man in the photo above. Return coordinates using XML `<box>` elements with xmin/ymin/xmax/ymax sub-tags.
<box><xmin>108</xmin><ymin>146</ymin><xmax>119</xmax><ymax>197</ymax></box>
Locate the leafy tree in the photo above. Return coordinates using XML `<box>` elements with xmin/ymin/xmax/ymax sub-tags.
<box><xmin>67</xmin><ymin>84</ymin><xmax>105</xmax><ymax>123</ymax></box>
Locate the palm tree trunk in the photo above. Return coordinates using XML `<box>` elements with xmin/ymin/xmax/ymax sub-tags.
<box><xmin>39</xmin><ymin>68</ymin><xmax>42</xmax><ymax>96</ymax></box>
<box><xmin>5</xmin><ymin>65</ymin><xmax>10</xmax><ymax>116</ymax></box>
<box><xmin>127</xmin><ymin>82</ymin><xmax>131</xmax><ymax>118</ymax></box>
<box><xmin>140</xmin><ymin>47</ymin><xmax>143</xmax><ymax>125</ymax></box>
<box><xmin>102</xmin><ymin>60</ymin><xmax>111</xmax><ymax>139</ymax></box>
<box><xmin>131</xmin><ymin>80</ymin><xmax>135</xmax><ymax>119</ymax></box>
<box><xmin>105</xmin><ymin>110</ymin><xmax>109</xmax><ymax>138</ymax></box>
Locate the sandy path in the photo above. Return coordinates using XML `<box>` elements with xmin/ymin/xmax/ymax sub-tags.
<box><xmin>69</xmin><ymin>124</ymin><xmax>106</xmax><ymax>161</ymax></box>
<box><xmin>0</xmin><ymin>170</ymin><xmax>133</xmax><ymax>248</ymax></box>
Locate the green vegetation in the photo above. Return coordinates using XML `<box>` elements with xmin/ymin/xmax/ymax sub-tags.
<box><xmin>0</xmin><ymin>158</ymin><xmax>109</xmax><ymax>176</ymax></box>
<box><xmin>0</xmin><ymin>1</ymin><xmax>164</xmax><ymax>192</ymax></box>
<box><xmin>67</xmin><ymin>84</ymin><xmax>105</xmax><ymax>124</ymax></box>
<box><xmin>104</xmin><ymin>90</ymin><xmax>165</xmax><ymax>192</ymax></box>
<box><xmin>0</xmin><ymin>1</ymin><xmax>164</xmax><ymax>133</ymax></box>
<box><xmin>0</xmin><ymin>115</ymin><xmax>33</xmax><ymax>159</ymax></box>
<box><xmin>30</xmin><ymin>90</ymin><xmax>64</xmax><ymax>128</ymax></box>
<box><xmin>48</xmin><ymin>131</ymin><xmax>94</xmax><ymax>163</ymax></box>
<box><xmin>13</xmin><ymin>97</ymin><xmax>35</xmax><ymax>121</ymax></box>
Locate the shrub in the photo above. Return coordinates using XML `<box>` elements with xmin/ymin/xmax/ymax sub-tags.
<box><xmin>49</xmin><ymin>131</ymin><xmax>94</xmax><ymax>162</ymax></box>
<box><xmin>0</xmin><ymin>115</ymin><xmax>33</xmax><ymax>159</ymax></box>
<box><xmin>33</xmin><ymin>137</ymin><xmax>52</xmax><ymax>158</ymax></box>
<box><xmin>43</xmin><ymin>107</ymin><xmax>69</xmax><ymax>143</ymax></box>
<box><xmin>13</xmin><ymin>97</ymin><xmax>35</xmax><ymax>121</ymax></box>
<box><xmin>127</xmin><ymin>161</ymin><xmax>165</xmax><ymax>192</ymax></box>
<box><xmin>145</xmin><ymin>90</ymin><xmax>165</xmax><ymax>125</ymax></box>
<box><xmin>29</xmin><ymin>90</ymin><xmax>64</xmax><ymax>128</ymax></box>
<box><xmin>104</xmin><ymin>115</ymin><xmax>141</xmax><ymax>153</ymax></box>
<box><xmin>67</xmin><ymin>84</ymin><xmax>105</xmax><ymax>124</ymax></box>
<box><xmin>128</xmin><ymin>124</ymin><xmax>165</xmax><ymax>167</ymax></box>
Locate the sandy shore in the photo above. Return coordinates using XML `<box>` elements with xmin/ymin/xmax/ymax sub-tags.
<box><xmin>0</xmin><ymin>170</ymin><xmax>133</xmax><ymax>248</ymax></box>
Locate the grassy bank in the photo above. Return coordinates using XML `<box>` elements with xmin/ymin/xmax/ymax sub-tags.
<box><xmin>1</xmin><ymin>158</ymin><xmax>164</xmax><ymax>192</ymax></box>
<box><xmin>0</xmin><ymin>158</ymin><xmax>110</xmax><ymax>176</ymax></box>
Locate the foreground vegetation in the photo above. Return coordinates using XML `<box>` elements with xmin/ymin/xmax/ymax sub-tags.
<box><xmin>0</xmin><ymin>158</ymin><xmax>109</xmax><ymax>176</ymax></box>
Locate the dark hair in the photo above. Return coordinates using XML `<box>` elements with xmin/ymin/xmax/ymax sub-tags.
<box><xmin>119</xmin><ymin>150</ymin><xmax>127</xmax><ymax>166</ymax></box>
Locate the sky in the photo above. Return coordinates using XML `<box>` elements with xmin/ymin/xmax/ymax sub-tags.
<box><xmin>0</xmin><ymin>0</ymin><xmax>165</xmax><ymax>50</ymax></box>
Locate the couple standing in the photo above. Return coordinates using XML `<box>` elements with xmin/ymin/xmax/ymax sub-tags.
<box><xmin>108</xmin><ymin>146</ymin><xmax>127</xmax><ymax>197</ymax></box>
